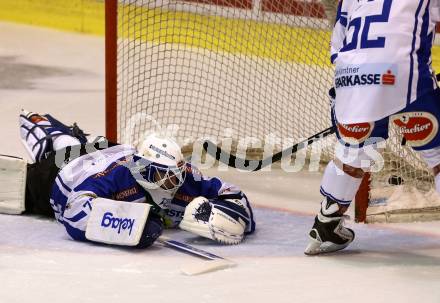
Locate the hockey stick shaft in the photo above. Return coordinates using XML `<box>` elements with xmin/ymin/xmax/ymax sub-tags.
<box><xmin>158</xmin><ymin>236</ymin><xmax>225</xmax><ymax>260</ymax></box>
<box><xmin>157</xmin><ymin>236</ymin><xmax>236</xmax><ymax>275</ymax></box>
<box><xmin>202</xmin><ymin>126</ymin><xmax>336</xmax><ymax>171</ymax></box>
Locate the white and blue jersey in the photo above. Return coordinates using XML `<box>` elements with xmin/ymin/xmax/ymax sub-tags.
<box><xmin>50</xmin><ymin>145</ymin><xmax>255</xmax><ymax>242</ymax></box>
<box><xmin>332</xmin><ymin>0</ymin><xmax>440</xmax><ymax>124</ymax></box>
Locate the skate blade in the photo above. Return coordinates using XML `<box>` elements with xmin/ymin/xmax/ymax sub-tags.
<box><xmin>304</xmin><ymin>238</ymin><xmax>322</xmax><ymax>255</ymax></box>
<box><xmin>305</xmin><ymin>240</ymin><xmax>350</xmax><ymax>256</ymax></box>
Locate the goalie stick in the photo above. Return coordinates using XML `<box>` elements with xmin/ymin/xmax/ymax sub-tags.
<box><xmin>202</xmin><ymin>126</ymin><xmax>336</xmax><ymax>171</ymax></box>
<box><xmin>157</xmin><ymin>236</ymin><xmax>236</xmax><ymax>275</ymax></box>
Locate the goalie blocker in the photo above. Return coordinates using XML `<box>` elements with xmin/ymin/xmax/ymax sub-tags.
<box><xmin>85</xmin><ymin>198</ymin><xmax>162</xmax><ymax>248</ymax></box>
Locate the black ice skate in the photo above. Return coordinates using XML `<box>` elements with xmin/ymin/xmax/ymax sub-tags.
<box><xmin>304</xmin><ymin>199</ymin><xmax>355</xmax><ymax>255</ymax></box>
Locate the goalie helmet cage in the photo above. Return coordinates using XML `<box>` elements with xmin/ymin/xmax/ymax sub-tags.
<box><xmin>104</xmin><ymin>0</ymin><xmax>437</xmax><ymax>223</ymax></box>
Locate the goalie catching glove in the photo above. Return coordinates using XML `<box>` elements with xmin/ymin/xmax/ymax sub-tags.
<box><xmin>179</xmin><ymin>196</ymin><xmax>251</xmax><ymax>245</ymax></box>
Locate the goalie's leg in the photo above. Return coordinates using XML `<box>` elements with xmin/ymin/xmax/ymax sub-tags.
<box><xmin>0</xmin><ymin>152</ymin><xmax>71</xmax><ymax>217</ymax></box>
<box><xmin>0</xmin><ymin>155</ymin><xmax>27</xmax><ymax>214</ymax></box>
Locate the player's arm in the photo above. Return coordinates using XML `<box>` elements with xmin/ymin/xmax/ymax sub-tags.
<box><xmin>330</xmin><ymin>0</ymin><xmax>346</xmax><ymax>64</ymax></box>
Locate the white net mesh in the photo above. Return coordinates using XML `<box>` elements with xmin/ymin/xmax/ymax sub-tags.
<box><xmin>116</xmin><ymin>0</ymin><xmax>332</xmax><ymax>148</ymax></box>
<box><xmin>367</xmin><ymin>125</ymin><xmax>437</xmax><ymax>223</ymax></box>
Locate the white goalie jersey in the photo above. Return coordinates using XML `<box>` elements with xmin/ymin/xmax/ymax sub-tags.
<box><xmin>332</xmin><ymin>0</ymin><xmax>440</xmax><ymax>124</ymax></box>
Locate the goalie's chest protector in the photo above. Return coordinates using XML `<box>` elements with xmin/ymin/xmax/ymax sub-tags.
<box><xmin>333</xmin><ymin>0</ymin><xmax>438</xmax><ymax>124</ymax></box>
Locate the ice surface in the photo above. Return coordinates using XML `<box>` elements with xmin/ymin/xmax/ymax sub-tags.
<box><xmin>1</xmin><ymin>22</ymin><xmax>440</xmax><ymax>303</ymax></box>
<box><xmin>2</xmin><ymin>208</ymin><xmax>440</xmax><ymax>303</ymax></box>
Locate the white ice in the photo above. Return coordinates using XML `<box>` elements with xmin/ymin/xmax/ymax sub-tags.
<box><xmin>0</xmin><ymin>22</ymin><xmax>440</xmax><ymax>303</ymax></box>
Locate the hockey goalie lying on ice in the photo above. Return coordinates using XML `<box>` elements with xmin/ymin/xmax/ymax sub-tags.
<box><xmin>0</xmin><ymin>110</ymin><xmax>255</xmax><ymax>248</ymax></box>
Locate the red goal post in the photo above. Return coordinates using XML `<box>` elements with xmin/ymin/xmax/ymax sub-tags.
<box><xmin>105</xmin><ymin>0</ymin><xmax>118</xmax><ymax>143</ymax></box>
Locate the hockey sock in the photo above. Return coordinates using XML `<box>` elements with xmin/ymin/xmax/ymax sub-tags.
<box><xmin>320</xmin><ymin>160</ymin><xmax>363</xmax><ymax>207</ymax></box>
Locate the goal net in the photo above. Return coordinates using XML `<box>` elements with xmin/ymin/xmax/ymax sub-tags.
<box><xmin>106</xmin><ymin>0</ymin><xmax>439</xmax><ymax>223</ymax></box>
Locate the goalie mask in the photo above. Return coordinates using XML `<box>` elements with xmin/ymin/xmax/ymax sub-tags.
<box><xmin>130</xmin><ymin>134</ymin><xmax>186</xmax><ymax>192</ymax></box>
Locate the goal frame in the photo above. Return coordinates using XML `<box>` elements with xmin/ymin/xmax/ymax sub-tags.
<box><xmin>102</xmin><ymin>0</ymin><xmax>379</xmax><ymax>223</ymax></box>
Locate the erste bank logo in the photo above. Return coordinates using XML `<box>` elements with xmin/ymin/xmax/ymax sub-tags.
<box><xmin>381</xmin><ymin>70</ymin><xmax>395</xmax><ymax>85</ymax></box>
<box><xmin>335</xmin><ymin>65</ymin><xmax>397</xmax><ymax>88</ymax></box>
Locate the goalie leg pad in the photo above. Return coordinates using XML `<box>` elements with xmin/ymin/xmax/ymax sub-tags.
<box><xmin>0</xmin><ymin>155</ymin><xmax>27</xmax><ymax>214</ymax></box>
<box><xmin>44</xmin><ymin>114</ymin><xmax>88</xmax><ymax>144</ymax></box>
<box><xmin>20</xmin><ymin>110</ymin><xmax>52</xmax><ymax>162</ymax></box>
<box><xmin>85</xmin><ymin>198</ymin><xmax>153</xmax><ymax>246</ymax></box>
<box><xmin>19</xmin><ymin>110</ymin><xmax>87</xmax><ymax>162</ymax></box>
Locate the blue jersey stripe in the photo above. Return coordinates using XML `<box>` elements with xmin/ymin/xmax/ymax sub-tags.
<box><xmin>51</xmin><ymin>183</ymin><xmax>68</xmax><ymax>204</ymax></box>
<box><xmin>407</xmin><ymin>0</ymin><xmax>425</xmax><ymax>105</ymax></box>
<box><xmin>56</xmin><ymin>175</ymin><xmax>72</xmax><ymax>193</ymax></box>
<box><xmin>63</xmin><ymin>222</ymin><xmax>86</xmax><ymax>241</ymax></box>
<box><xmin>64</xmin><ymin>210</ymin><xmax>88</xmax><ymax>223</ymax></box>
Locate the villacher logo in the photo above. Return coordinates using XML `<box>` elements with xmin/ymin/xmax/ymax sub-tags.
<box><xmin>392</xmin><ymin>112</ymin><xmax>438</xmax><ymax>147</ymax></box>
<box><xmin>337</xmin><ymin>122</ymin><xmax>374</xmax><ymax>143</ymax></box>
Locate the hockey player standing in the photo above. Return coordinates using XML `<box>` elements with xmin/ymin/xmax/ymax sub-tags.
<box><xmin>0</xmin><ymin>110</ymin><xmax>255</xmax><ymax>248</ymax></box>
<box><xmin>305</xmin><ymin>0</ymin><xmax>440</xmax><ymax>255</ymax></box>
